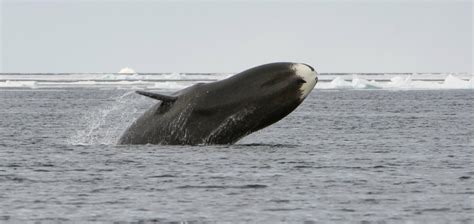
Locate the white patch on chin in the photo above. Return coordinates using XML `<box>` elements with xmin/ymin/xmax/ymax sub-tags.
<box><xmin>292</xmin><ymin>63</ymin><xmax>318</xmax><ymax>100</ymax></box>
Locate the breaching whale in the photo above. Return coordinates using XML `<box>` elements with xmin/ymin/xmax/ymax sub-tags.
<box><xmin>118</xmin><ymin>62</ymin><xmax>318</xmax><ymax>145</ymax></box>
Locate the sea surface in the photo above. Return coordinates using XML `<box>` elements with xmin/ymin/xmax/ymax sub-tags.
<box><xmin>1</xmin><ymin>84</ymin><xmax>473</xmax><ymax>222</ymax></box>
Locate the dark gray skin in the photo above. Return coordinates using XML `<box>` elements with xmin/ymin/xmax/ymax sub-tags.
<box><xmin>118</xmin><ymin>62</ymin><xmax>317</xmax><ymax>145</ymax></box>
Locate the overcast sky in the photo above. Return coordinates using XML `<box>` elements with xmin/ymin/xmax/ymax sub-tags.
<box><xmin>1</xmin><ymin>0</ymin><xmax>472</xmax><ymax>73</ymax></box>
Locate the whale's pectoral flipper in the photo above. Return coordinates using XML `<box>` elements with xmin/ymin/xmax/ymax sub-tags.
<box><xmin>135</xmin><ymin>91</ymin><xmax>178</xmax><ymax>102</ymax></box>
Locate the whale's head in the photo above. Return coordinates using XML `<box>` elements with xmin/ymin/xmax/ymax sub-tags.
<box><xmin>207</xmin><ymin>62</ymin><xmax>319</xmax><ymax>133</ymax></box>
<box><xmin>232</xmin><ymin>62</ymin><xmax>318</xmax><ymax>102</ymax></box>
<box><xmin>291</xmin><ymin>63</ymin><xmax>319</xmax><ymax>100</ymax></box>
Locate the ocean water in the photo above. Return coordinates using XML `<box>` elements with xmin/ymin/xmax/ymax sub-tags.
<box><xmin>0</xmin><ymin>85</ymin><xmax>473</xmax><ymax>222</ymax></box>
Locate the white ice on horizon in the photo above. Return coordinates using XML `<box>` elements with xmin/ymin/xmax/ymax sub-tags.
<box><xmin>316</xmin><ymin>74</ymin><xmax>473</xmax><ymax>90</ymax></box>
<box><xmin>118</xmin><ymin>67</ymin><xmax>136</xmax><ymax>74</ymax></box>
<box><xmin>0</xmin><ymin>73</ymin><xmax>472</xmax><ymax>90</ymax></box>
<box><xmin>351</xmin><ymin>75</ymin><xmax>381</xmax><ymax>89</ymax></box>
<box><xmin>443</xmin><ymin>75</ymin><xmax>473</xmax><ymax>89</ymax></box>
<box><xmin>329</xmin><ymin>77</ymin><xmax>352</xmax><ymax>89</ymax></box>
<box><xmin>0</xmin><ymin>80</ymin><xmax>37</xmax><ymax>88</ymax></box>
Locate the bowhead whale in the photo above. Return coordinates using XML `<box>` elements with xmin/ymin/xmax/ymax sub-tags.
<box><xmin>118</xmin><ymin>62</ymin><xmax>318</xmax><ymax>145</ymax></box>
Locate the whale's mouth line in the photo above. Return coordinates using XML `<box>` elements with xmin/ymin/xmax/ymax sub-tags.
<box><xmin>301</xmin><ymin>63</ymin><xmax>315</xmax><ymax>71</ymax></box>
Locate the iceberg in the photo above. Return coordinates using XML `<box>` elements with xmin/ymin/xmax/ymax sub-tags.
<box><xmin>386</xmin><ymin>76</ymin><xmax>413</xmax><ymax>89</ymax></box>
<box><xmin>118</xmin><ymin>67</ymin><xmax>136</xmax><ymax>74</ymax></box>
<box><xmin>442</xmin><ymin>75</ymin><xmax>471</xmax><ymax>89</ymax></box>
<box><xmin>351</xmin><ymin>75</ymin><xmax>381</xmax><ymax>89</ymax></box>
<box><xmin>329</xmin><ymin>77</ymin><xmax>352</xmax><ymax>89</ymax></box>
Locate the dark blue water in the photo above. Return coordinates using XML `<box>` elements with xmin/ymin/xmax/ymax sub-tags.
<box><xmin>0</xmin><ymin>89</ymin><xmax>473</xmax><ymax>223</ymax></box>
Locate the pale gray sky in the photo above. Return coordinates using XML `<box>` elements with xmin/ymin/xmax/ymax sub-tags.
<box><xmin>1</xmin><ymin>0</ymin><xmax>472</xmax><ymax>73</ymax></box>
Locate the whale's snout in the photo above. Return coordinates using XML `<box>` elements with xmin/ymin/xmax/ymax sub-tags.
<box><xmin>292</xmin><ymin>63</ymin><xmax>318</xmax><ymax>99</ymax></box>
<box><xmin>302</xmin><ymin>63</ymin><xmax>315</xmax><ymax>71</ymax></box>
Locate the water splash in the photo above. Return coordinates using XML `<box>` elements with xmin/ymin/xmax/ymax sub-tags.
<box><xmin>68</xmin><ymin>91</ymin><xmax>148</xmax><ymax>145</ymax></box>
